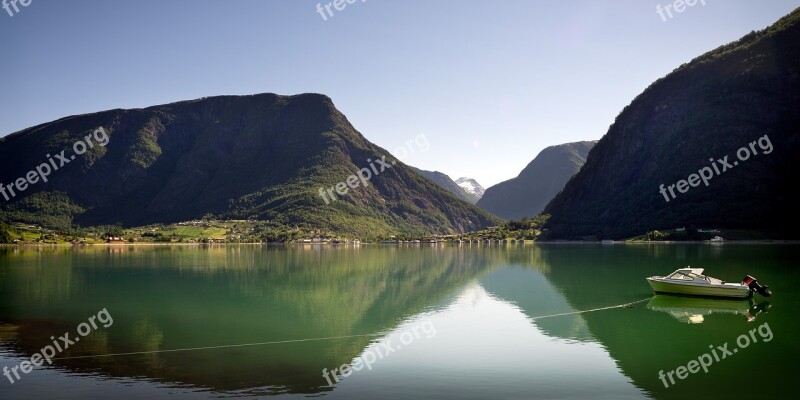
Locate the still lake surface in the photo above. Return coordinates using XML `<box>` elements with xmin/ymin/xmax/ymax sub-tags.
<box><xmin>0</xmin><ymin>244</ymin><xmax>797</xmax><ymax>399</ymax></box>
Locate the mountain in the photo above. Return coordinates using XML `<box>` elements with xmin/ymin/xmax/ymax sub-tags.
<box><xmin>544</xmin><ymin>9</ymin><xmax>800</xmax><ymax>240</ymax></box>
<box><xmin>0</xmin><ymin>93</ymin><xmax>501</xmax><ymax>238</ymax></box>
<box><xmin>477</xmin><ymin>141</ymin><xmax>596</xmax><ymax>220</ymax></box>
<box><xmin>455</xmin><ymin>177</ymin><xmax>485</xmax><ymax>199</ymax></box>
<box><xmin>411</xmin><ymin>168</ymin><xmax>479</xmax><ymax>204</ymax></box>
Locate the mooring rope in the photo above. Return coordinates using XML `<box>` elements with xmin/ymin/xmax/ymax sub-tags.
<box><xmin>529</xmin><ymin>297</ymin><xmax>650</xmax><ymax>321</ymax></box>
<box><xmin>52</xmin><ymin>298</ymin><xmax>650</xmax><ymax>360</ymax></box>
<box><xmin>53</xmin><ymin>332</ymin><xmax>385</xmax><ymax>360</ymax></box>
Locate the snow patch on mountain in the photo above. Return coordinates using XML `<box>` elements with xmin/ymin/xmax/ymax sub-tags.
<box><xmin>455</xmin><ymin>177</ymin><xmax>485</xmax><ymax>199</ymax></box>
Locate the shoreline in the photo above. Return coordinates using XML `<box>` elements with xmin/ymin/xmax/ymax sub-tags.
<box><xmin>2</xmin><ymin>240</ymin><xmax>798</xmax><ymax>247</ymax></box>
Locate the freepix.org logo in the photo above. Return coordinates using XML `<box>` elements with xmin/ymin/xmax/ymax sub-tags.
<box><xmin>0</xmin><ymin>127</ymin><xmax>110</xmax><ymax>202</ymax></box>
<box><xmin>657</xmin><ymin>322</ymin><xmax>773</xmax><ymax>389</ymax></box>
<box><xmin>658</xmin><ymin>134</ymin><xmax>773</xmax><ymax>203</ymax></box>
<box><xmin>2</xmin><ymin>0</ymin><xmax>33</xmax><ymax>18</ymax></box>
<box><xmin>3</xmin><ymin>308</ymin><xmax>114</xmax><ymax>385</ymax></box>
<box><xmin>315</xmin><ymin>0</ymin><xmax>367</xmax><ymax>22</ymax></box>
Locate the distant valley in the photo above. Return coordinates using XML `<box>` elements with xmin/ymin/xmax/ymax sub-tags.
<box><xmin>477</xmin><ymin>141</ymin><xmax>596</xmax><ymax>220</ymax></box>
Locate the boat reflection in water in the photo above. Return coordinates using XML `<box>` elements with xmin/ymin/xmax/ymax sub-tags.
<box><xmin>647</xmin><ymin>294</ymin><xmax>771</xmax><ymax>324</ymax></box>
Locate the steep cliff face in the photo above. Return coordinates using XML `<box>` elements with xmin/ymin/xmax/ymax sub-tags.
<box><xmin>478</xmin><ymin>141</ymin><xmax>595</xmax><ymax>220</ymax></box>
<box><xmin>0</xmin><ymin>93</ymin><xmax>500</xmax><ymax>237</ymax></box>
<box><xmin>544</xmin><ymin>9</ymin><xmax>800</xmax><ymax>239</ymax></box>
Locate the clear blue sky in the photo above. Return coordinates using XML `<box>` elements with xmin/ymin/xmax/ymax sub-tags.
<box><xmin>2</xmin><ymin>0</ymin><xmax>798</xmax><ymax>186</ymax></box>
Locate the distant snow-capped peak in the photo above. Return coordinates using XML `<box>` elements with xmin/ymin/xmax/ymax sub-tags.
<box><xmin>455</xmin><ymin>177</ymin><xmax>485</xmax><ymax>198</ymax></box>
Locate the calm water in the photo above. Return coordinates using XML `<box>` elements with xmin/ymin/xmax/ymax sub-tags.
<box><xmin>0</xmin><ymin>244</ymin><xmax>797</xmax><ymax>399</ymax></box>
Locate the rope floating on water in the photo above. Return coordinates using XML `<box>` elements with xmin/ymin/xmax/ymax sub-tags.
<box><xmin>53</xmin><ymin>332</ymin><xmax>384</xmax><ymax>360</ymax></box>
<box><xmin>52</xmin><ymin>298</ymin><xmax>650</xmax><ymax>360</ymax></box>
<box><xmin>529</xmin><ymin>297</ymin><xmax>650</xmax><ymax>321</ymax></box>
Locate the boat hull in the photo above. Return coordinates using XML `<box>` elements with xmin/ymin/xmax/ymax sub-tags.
<box><xmin>647</xmin><ymin>278</ymin><xmax>752</xmax><ymax>299</ymax></box>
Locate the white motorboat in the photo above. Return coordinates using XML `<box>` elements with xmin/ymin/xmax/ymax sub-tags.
<box><xmin>646</xmin><ymin>268</ymin><xmax>772</xmax><ymax>299</ymax></box>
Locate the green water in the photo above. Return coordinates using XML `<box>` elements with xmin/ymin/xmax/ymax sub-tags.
<box><xmin>0</xmin><ymin>244</ymin><xmax>797</xmax><ymax>399</ymax></box>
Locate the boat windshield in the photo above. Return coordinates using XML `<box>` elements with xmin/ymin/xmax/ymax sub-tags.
<box><xmin>668</xmin><ymin>271</ymin><xmax>707</xmax><ymax>281</ymax></box>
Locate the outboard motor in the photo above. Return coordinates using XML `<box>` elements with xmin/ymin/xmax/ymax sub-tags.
<box><xmin>742</xmin><ymin>275</ymin><xmax>772</xmax><ymax>297</ymax></box>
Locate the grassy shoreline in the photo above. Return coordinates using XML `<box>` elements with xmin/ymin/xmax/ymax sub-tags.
<box><xmin>2</xmin><ymin>239</ymin><xmax>798</xmax><ymax>248</ymax></box>
<box><xmin>2</xmin><ymin>215</ymin><xmax>795</xmax><ymax>246</ymax></box>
